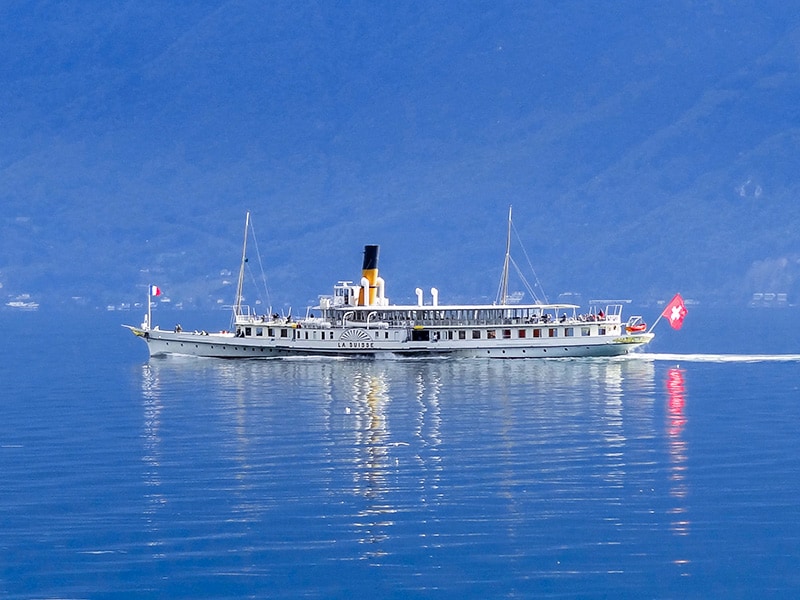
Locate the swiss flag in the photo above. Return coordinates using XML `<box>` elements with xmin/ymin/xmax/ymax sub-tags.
<box><xmin>662</xmin><ymin>294</ymin><xmax>688</xmax><ymax>329</ymax></box>
<box><xmin>149</xmin><ymin>285</ymin><xmax>162</xmax><ymax>297</ymax></box>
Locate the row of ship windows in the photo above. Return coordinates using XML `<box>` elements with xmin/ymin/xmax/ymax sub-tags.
<box><xmin>240</xmin><ymin>326</ymin><xmax>611</xmax><ymax>340</ymax></box>
<box><xmin>426</xmin><ymin>327</ymin><xmax>607</xmax><ymax>340</ymax></box>
<box><xmin>242</xmin><ymin>327</ymin><xmax>338</xmax><ymax>339</ymax></box>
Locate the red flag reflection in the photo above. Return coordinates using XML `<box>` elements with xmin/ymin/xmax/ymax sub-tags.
<box><xmin>666</xmin><ymin>367</ymin><xmax>687</xmax><ymax>437</ymax></box>
<box><xmin>666</xmin><ymin>367</ymin><xmax>690</xmax><ymax>554</ymax></box>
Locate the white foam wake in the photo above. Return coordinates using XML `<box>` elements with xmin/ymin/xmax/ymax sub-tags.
<box><xmin>632</xmin><ymin>352</ymin><xmax>800</xmax><ymax>363</ymax></box>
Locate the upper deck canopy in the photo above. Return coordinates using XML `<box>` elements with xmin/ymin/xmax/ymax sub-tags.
<box><xmin>318</xmin><ymin>302</ymin><xmax>582</xmax><ymax>312</ymax></box>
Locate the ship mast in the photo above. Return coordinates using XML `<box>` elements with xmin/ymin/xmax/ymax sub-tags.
<box><xmin>234</xmin><ymin>211</ymin><xmax>250</xmax><ymax>318</ymax></box>
<box><xmin>498</xmin><ymin>205</ymin><xmax>512</xmax><ymax>305</ymax></box>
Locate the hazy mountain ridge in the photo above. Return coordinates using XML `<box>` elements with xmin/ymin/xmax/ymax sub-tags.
<box><xmin>2</xmin><ymin>2</ymin><xmax>800</xmax><ymax>310</ymax></box>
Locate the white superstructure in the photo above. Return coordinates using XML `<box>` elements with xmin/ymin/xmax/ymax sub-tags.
<box><xmin>125</xmin><ymin>212</ymin><xmax>654</xmax><ymax>359</ymax></box>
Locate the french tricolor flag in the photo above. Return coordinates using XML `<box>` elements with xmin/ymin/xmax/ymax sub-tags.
<box><xmin>149</xmin><ymin>285</ymin><xmax>162</xmax><ymax>297</ymax></box>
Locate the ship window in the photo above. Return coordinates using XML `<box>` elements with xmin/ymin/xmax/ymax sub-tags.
<box><xmin>268</xmin><ymin>328</ymin><xmax>274</xmax><ymax>336</ymax></box>
<box><xmin>549</xmin><ymin>328</ymin><xmax>557</xmax><ymax>337</ymax></box>
<box><xmin>518</xmin><ymin>329</ymin><xmax>526</xmax><ymax>339</ymax></box>
<box><xmin>488</xmin><ymin>330</ymin><xmax>496</xmax><ymax>339</ymax></box>
<box><xmin>565</xmin><ymin>328</ymin><xmax>574</xmax><ymax>337</ymax></box>
<box><xmin>533</xmin><ymin>329</ymin><xmax>541</xmax><ymax>338</ymax></box>
<box><xmin>472</xmin><ymin>330</ymin><xmax>481</xmax><ymax>339</ymax></box>
<box><xmin>581</xmin><ymin>327</ymin><xmax>590</xmax><ymax>336</ymax></box>
<box><xmin>599</xmin><ymin>327</ymin><xmax>606</xmax><ymax>335</ymax></box>
<box><xmin>245</xmin><ymin>327</ymin><xmax>252</xmax><ymax>336</ymax></box>
<box><xmin>459</xmin><ymin>330</ymin><xmax>466</xmax><ymax>340</ymax></box>
<box><xmin>256</xmin><ymin>327</ymin><xmax>263</xmax><ymax>337</ymax></box>
<box><xmin>280</xmin><ymin>329</ymin><xmax>288</xmax><ymax>338</ymax></box>
<box><xmin>502</xmin><ymin>329</ymin><xmax>511</xmax><ymax>339</ymax></box>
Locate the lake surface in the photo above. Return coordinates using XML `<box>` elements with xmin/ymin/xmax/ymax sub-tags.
<box><xmin>2</xmin><ymin>308</ymin><xmax>799</xmax><ymax>598</ymax></box>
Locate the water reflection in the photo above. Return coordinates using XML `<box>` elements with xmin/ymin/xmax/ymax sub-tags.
<box><xmin>349</xmin><ymin>369</ymin><xmax>394</xmax><ymax>559</ymax></box>
<box><xmin>665</xmin><ymin>367</ymin><xmax>690</xmax><ymax>573</ymax></box>
<box><xmin>135</xmin><ymin>356</ymin><xmax>698</xmax><ymax>581</ymax></box>
<box><xmin>414</xmin><ymin>365</ymin><xmax>443</xmax><ymax>527</ymax></box>
<box><xmin>140</xmin><ymin>363</ymin><xmax>166</xmax><ymax>559</ymax></box>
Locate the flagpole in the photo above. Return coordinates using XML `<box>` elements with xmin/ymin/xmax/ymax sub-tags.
<box><xmin>147</xmin><ymin>286</ymin><xmax>152</xmax><ymax>332</ymax></box>
<box><xmin>646</xmin><ymin>312</ymin><xmax>664</xmax><ymax>334</ymax></box>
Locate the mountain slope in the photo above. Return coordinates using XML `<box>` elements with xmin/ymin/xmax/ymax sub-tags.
<box><xmin>2</xmin><ymin>1</ymin><xmax>799</xmax><ymax>308</ymax></box>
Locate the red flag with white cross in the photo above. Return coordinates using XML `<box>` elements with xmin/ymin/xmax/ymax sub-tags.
<box><xmin>661</xmin><ymin>294</ymin><xmax>688</xmax><ymax>329</ymax></box>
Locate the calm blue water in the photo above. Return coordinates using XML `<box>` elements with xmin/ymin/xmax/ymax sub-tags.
<box><xmin>2</xmin><ymin>308</ymin><xmax>799</xmax><ymax>599</ymax></box>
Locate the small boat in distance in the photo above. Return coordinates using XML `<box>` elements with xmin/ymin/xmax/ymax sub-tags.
<box><xmin>124</xmin><ymin>210</ymin><xmax>654</xmax><ymax>359</ymax></box>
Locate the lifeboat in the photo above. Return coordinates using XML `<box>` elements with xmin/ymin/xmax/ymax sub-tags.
<box><xmin>626</xmin><ymin>323</ymin><xmax>647</xmax><ymax>333</ymax></box>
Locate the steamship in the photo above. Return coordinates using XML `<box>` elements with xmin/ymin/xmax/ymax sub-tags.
<box><xmin>125</xmin><ymin>211</ymin><xmax>654</xmax><ymax>359</ymax></box>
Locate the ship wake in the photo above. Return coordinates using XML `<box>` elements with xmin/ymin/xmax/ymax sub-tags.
<box><xmin>632</xmin><ymin>352</ymin><xmax>800</xmax><ymax>363</ymax></box>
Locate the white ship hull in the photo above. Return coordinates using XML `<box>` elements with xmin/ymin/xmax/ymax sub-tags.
<box><xmin>127</xmin><ymin>324</ymin><xmax>653</xmax><ymax>359</ymax></box>
<box><xmin>126</xmin><ymin>210</ymin><xmax>656</xmax><ymax>360</ymax></box>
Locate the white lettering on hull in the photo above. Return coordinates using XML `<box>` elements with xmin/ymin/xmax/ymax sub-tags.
<box><xmin>337</xmin><ymin>341</ymin><xmax>375</xmax><ymax>349</ymax></box>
